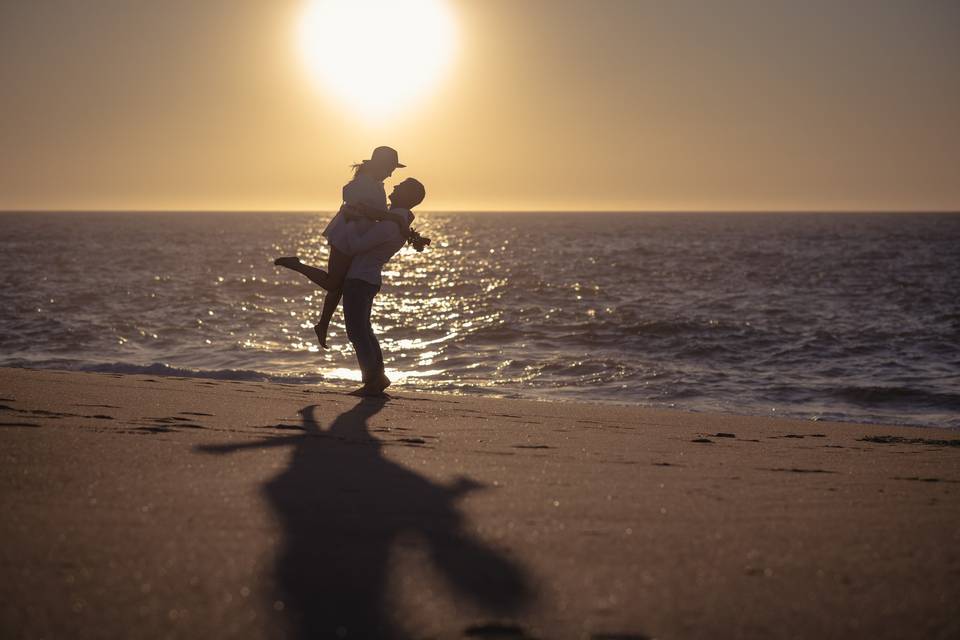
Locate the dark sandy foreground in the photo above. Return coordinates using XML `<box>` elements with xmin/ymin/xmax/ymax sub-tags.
<box><xmin>1</xmin><ymin>368</ymin><xmax>958</xmax><ymax>639</ymax></box>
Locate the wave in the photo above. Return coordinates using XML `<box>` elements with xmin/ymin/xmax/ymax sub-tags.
<box><xmin>829</xmin><ymin>385</ymin><xmax>960</xmax><ymax>409</ymax></box>
<box><xmin>1</xmin><ymin>359</ymin><xmax>326</xmax><ymax>385</ymax></box>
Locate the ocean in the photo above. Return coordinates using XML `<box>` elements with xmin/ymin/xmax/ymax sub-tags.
<box><xmin>1</xmin><ymin>211</ymin><xmax>958</xmax><ymax>428</ymax></box>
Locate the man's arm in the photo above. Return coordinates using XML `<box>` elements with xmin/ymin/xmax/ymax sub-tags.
<box><xmin>345</xmin><ymin>219</ymin><xmax>405</xmax><ymax>255</ymax></box>
<box><xmin>343</xmin><ymin>204</ymin><xmax>410</xmax><ymax>233</ymax></box>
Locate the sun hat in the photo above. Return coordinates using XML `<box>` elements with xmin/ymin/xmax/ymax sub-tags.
<box><xmin>370</xmin><ymin>146</ymin><xmax>405</xmax><ymax>168</ymax></box>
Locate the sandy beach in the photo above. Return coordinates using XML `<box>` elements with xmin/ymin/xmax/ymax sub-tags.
<box><xmin>1</xmin><ymin>367</ymin><xmax>958</xmax><ymax>639</ymax></box>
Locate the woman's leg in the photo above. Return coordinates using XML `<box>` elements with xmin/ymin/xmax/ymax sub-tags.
<box><xmin>314</xmin><ymin>247</ymin><xmax>352</xmax><ymax>349</ymax></box>
<box><xmin>273</xmin><ymin>256</ymin><xmax>331</xmax><ymax>290</ymax></box>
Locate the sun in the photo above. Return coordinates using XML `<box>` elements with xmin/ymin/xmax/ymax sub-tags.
<box><xmin>298</xmin><ymin>0</ymin><xmax>458</xmax><ymax>119</ymax></box>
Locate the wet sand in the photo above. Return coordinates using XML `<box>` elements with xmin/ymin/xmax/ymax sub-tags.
<box><xmin>1</xmin><ymin>367</ymin><xmax>958</xmax><ymax>639</ymax></box>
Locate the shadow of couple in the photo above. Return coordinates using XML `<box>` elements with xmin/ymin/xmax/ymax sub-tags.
<box><xmin>198</xmin><ymin>398</ymin><xmax>533</xmax><ymax>639</ymax></box>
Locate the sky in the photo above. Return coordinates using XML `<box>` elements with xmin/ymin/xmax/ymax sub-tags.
<box><xmin>1</xmin><ymin>0</ymin><xmax>958</xmax><ymax>212</ymax></box>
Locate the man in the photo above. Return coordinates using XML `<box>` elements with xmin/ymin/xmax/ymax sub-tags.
<box><xmin>341</xmin><ymin>177</ymin><xmax>426</xmax><ymax>396</ymax></box>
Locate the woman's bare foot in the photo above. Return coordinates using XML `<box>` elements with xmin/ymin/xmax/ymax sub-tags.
<box><xmin>313</xmin><ymin>320</ymin><xmax>330</xmax><ymax>349</ymax></box>
<box><xmin>274</xmin><ymin>256</ymin><xmax>302</xmax><ymax>269</ymax></box>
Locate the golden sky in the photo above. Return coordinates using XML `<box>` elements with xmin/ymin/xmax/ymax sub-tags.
<box><xmin>1</xmin><ymin>0</ymin><xmax>958</xmax><ymax>212</ymax></box>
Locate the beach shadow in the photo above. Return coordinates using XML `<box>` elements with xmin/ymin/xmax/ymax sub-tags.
<box><xmin>198</xmin><ymin>399</ymin><xmax>532</xmax><ymax>639</ymax></box>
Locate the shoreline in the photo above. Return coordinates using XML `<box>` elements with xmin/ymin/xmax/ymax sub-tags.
<box><xmin>1</xmin><ymin>367</ymin><xmax>958</xmax><ymax>639</ymax></box>
<box><xmin>1</xmin><ymin>363</ymin><xmax>954</xmax><ymax>431</ymax></box>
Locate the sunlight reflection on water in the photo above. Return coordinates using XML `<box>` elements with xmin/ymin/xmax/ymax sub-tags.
<box><xmin>1</xmin><ymin>211</ymin><xmax>959</xmax><ymax>427</ymax></box>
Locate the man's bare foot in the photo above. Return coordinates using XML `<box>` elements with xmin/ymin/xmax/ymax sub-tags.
<box><xmin>313</xmin><ymin>321</ymin><xmax>330</xmax><ymax>349</ymax></box>
<box><xmin>274</xmin><ymin>256</ymin><xmax>301</xmax><ymax>269</ymax></box>
<box><xmin>348</xmin><ymin>385</ymin><xmax>387</xmax><ymax>398</ymax></box>
<box><xmin>347</xmin><ymin>374</ymin><xmax>391</xmax><ymax>397</ymax></box>
<box><xmin>369</xmin><ymin>372</ymin><xmax>391</xmax><ymax>394</ymax></box>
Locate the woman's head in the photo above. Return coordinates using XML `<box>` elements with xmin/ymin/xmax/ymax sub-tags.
<box><xmin>352</xmin><ymin>146</ymin><xmax>405</xmax><ymax>181</ymax></box>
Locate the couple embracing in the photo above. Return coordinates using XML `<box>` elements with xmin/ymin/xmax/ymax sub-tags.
<box><xmin>275</xmin><ymin>146</ymin><xmax>429</xmax><ymax>397</ymax></box>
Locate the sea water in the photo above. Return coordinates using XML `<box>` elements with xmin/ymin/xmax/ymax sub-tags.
<box><xmin>1</xmin><ymin>211</ymin><xmax>958</xmax><ymax>428</ymax></box>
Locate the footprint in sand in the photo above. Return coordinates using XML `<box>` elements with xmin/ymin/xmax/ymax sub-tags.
<box><xmin>892</xmin><ymin>476</ymin><xmax>960</xmax><ymax>484</ymax></box>
<box><xmin>260</xmin><ymin>423</ymin><xmax>306</xmax><ymax>431</ymax></box>
<box><xmin>861</xmin><ymin>435</ymin><xmax>960</xmax><ymax>447</ymax></box>
<box><xmin>463</xmin><ymin>622</ymin><xmax>532</xmax><ymax>638</ymax></box>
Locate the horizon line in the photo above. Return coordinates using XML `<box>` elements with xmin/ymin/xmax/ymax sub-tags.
<box><xmin>2</xmin><ymin>208</ymin><xmax>959</xmax><ymax>215</ymax></box>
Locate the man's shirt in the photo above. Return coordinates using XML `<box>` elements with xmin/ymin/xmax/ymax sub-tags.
<box><xmin>343</xmin><ymin>208</ymin><xmax>413</xmax><ymax>286</ymax></box>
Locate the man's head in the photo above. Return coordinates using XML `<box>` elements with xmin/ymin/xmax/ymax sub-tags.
<box><xmin>389</xmin><ymin>178</ymin><xmax>426</xmax><ymax>210</ymax></box>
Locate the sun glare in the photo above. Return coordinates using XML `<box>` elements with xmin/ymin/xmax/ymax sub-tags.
<box><xmin>298</xmin><ymin>0</ymin><xmax>457</xmax><ymax>119</ymax></box>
